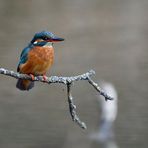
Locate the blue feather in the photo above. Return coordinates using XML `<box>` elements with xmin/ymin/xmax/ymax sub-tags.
<box><xmin>17</xmin><ymin>43</ymin><xmax>33</xmax><ymax>72</ymax></box>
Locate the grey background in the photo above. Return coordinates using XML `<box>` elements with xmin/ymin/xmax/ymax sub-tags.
<box><xmin>0</xmin><ymin>0</ymin><xmax>148</xmax><ymax>148</ymax></box>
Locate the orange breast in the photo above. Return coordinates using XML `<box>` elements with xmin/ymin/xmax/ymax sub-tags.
<box><xmin>20</xmin><ymin>46</ymin><xmax>54</xmax><ymax>75</ymax></box>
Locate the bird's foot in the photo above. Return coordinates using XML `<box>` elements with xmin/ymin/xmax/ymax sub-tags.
<box><xmin>43</xmin><ymin>74</ymin><xmax>48</xmax><ymax>82</ymax></box>
<box><xmin>29</xmin><ymin>74</ymin><xmax>35</xmax><ymax>81</ymax></box>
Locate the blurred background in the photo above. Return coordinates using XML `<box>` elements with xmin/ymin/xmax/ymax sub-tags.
<box><xmin>0</xmin><ymin>0</ymin><xmax>148</xmax><ymax>148</ymax></box>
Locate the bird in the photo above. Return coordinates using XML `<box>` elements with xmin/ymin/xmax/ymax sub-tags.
<box><xmin>16</xmin><ymin>31</ymin><xmax>64</xmax><ymax>91</ymax></box>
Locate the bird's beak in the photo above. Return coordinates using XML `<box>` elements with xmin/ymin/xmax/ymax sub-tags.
<box><xmin>49</xmin><ymin>36</ymin><xmax>64</xmax><ymax>42</ymax></box>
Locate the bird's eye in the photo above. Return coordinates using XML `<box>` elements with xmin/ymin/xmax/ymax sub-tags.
<box><xmin>44</xmin><ymin>37</ymin><xmax>48</xmax><ymax>40</ymax></box>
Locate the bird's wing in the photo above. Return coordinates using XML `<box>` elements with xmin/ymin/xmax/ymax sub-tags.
<box><xmin>17</xmin><ymin>44</ymin><xmax>33</xmax><ymax>72</ymax></box>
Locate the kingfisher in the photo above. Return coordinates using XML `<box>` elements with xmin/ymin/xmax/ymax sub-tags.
<box><xmin>16</xmin><ymin>31</ymin><xmax>64</xmax><ymax>91</ymax></box>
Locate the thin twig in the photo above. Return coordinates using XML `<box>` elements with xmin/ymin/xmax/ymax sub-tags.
<box><xmin>87</xmin><ymin>77</ymin><xmax>114</xmax><ymax>101</ymax></box>
<box><xmin>0</xmin><ymin>68</ymin><xmax>95</xmax><ymax>84</ymax></box>
<box><xmin>67</xmin><ymin>82</ymin><xmax>87</xmax><ymax>129</ymax></box>
<box><xmin>0</xmin><ymin>67</ymin><xmax>113</xmax><ymax>129</ymax></box>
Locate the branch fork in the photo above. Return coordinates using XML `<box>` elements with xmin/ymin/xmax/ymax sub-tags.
<box><xmin>0</xmin><ymin>68</ymin><xmax>113</xmax><ymax>129</ymax></box>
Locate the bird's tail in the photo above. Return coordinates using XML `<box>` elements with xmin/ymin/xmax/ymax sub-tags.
<box><xmin>16</xmin><ymin>79</ymin><xmax>34</xmax><ymax>91</ymax></box>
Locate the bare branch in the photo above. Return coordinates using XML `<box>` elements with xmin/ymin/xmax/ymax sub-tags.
<box><xmin>67</xmin><ymin>83</ymin><xmax>87</xmax><ymax>129</ymax></box>
<box><xmin>87</xmin><ymin>77</ymin><xmax>114</xmax><ymax>101</ymax></box>
<box><xmin>0</xmin><ymin>68</ymin><xmax>95</xmax><ymax>84</ymax></box>
<box><xmin>0</xmin><ymin>67</ymin><xmax>113</xmax><ymax>129</ymax></box>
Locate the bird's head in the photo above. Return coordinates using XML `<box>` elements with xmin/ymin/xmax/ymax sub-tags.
<box><xmin>31</xmin><ymin>31</ymin><xmax>64</xmax><ymax>46</ymax></box>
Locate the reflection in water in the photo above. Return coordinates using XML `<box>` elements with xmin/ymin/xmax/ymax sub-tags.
<box><xmin>90</xmin><ymin>82</ymin><xmax>118</xmax><ymax>148</ymax></box>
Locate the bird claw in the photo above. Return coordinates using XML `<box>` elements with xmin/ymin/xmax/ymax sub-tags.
<box><xmin>29</xmin><ymin>74</ymin><xmax>35</xmax><ymax>81</ymax></box>
<box><xmin>43</xmin><ymin>75</ymin><xmax>48</xmax><ymax>82</ymax></box>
